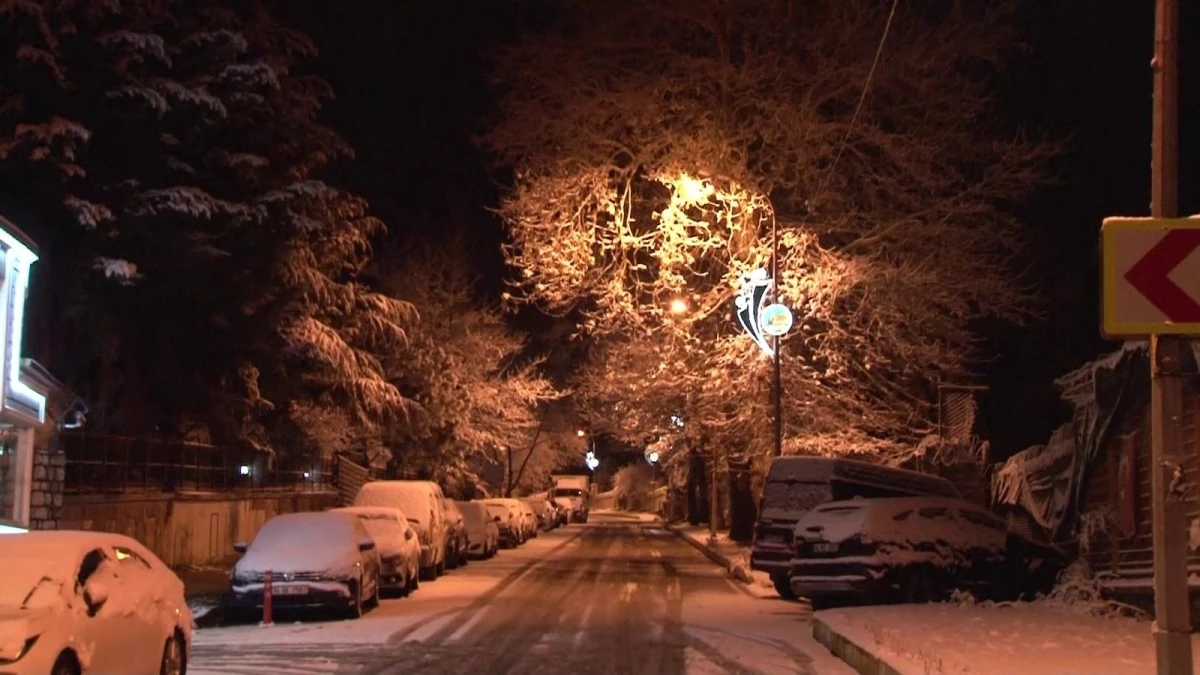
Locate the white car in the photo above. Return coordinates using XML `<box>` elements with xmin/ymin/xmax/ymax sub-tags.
<box><xmin>330</xmin><ymin>506</ymin><xmax>421</xmax><ymax>596</ymax></box>
<box><xmin>353</xmin><ymin>481</ymin><xmax>449</xmax><ymax>580</ymax></box>
<box><xmin>0</xmin><ymin>530</ymin><xmax>192</xmax><ymax>675</ymax></box>
<box><xmin>230</xmin><ymin>512</ymin><xmax>383</xmax><ymax>619</ymax></box>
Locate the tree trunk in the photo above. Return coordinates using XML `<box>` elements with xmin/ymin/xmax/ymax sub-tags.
<box><xmin>727</xmin><ymin>457</ymin><xmax>756</xmax><ymax>543</ymax></box>
<box><xmin>686</xmin><ymin>449</ymin><xmax>705</xmax><ymax>525</ymax></box>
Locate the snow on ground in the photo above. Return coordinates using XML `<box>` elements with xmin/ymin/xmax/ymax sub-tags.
<box><xmin>673</xmin><ymin>524</ymin><xmax>778</xmax><ymax>599</ymax></box>
<box><xmin>192</xmin><ymin>528</ymin><xmax>582</xmax><ymax>649</ymax></box>
<box><xmin>591</xmin><ymin>508</ymin><xmax>661</xmax><ymax>523</ymax></box>
<box><xmin>816</xmin><ymin>603</ymin><xmax>1200</xmax><ymax>675</ymax></box>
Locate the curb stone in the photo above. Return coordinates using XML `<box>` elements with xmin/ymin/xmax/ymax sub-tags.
<box><xmin>811</xmin><ymin>615</ymin><xmax>906</xmax><ymax>675</ymax></box>
<box><xmin>663</xmin><ymin>523</ymin><xmax>753</xmax><ymax>585</ymax></box>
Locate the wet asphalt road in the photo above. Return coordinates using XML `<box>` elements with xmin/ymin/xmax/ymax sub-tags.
<box><xmin>190</xmin><ymin>513</ymin><xmax>844</xmax><ymax>675</ymax></box>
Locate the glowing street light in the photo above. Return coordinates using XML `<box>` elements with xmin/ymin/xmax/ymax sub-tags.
<box><xmin>647</xmin><ymin>450</ymin><xmax>660</xmax><ymax>464</ymax></box>
<box><xmin>669</xmin><ymin>297</ymin><xmax>689</xmax><ymax>315</ymax></box>
<box><xmin>576</xmin><ymin>429</ymin><xmax>586</xmax><ymax>438</ymax></box>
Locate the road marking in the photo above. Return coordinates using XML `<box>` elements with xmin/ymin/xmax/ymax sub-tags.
<box><xmin>402</xmin><ymin>612</ymin><xmax>459</xmax><ymax>643</ymax></box>
<box><xmin>444</xmin><ymin>605</ymin><xmax>489</xmax><ymax>644</ymax></box>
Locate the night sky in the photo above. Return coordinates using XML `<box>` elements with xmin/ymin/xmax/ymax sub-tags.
<box><xmin>274</xmin><ymin>0</ymin><xmax>1200</xmax><ymax>459</ymax></box>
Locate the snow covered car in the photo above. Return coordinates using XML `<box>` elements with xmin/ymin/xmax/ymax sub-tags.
<box><xmin>456</xmin><ymin>501</ymin><xmax>499</xmax><ymax>559</ymax></box>
<box><xmin>482</xmin><ymin>499</ymin><xmax>522</xmax><ymax>547</ymax></box>
<box><xmin>353</xmin><ymin>481</ymin><xmax>449</xmax><ymax>580</ymax></box>
<box><xmin>516</xmin><ymin>500</ymin><xmax>539</xmax><ymax>539</ymax></box>
<box><xmin>442</xmin><ymin>499</ymin><xmax>470</xmax><ymax>569</ymax></box>
<box><xmin>229</xmin><ymin>512</ymin><xmax>382</xmax><ymax>619</ymax></box>
<box><xmin>788</xmin><ymin>496</ymin><xmax>1065</xmax><ymax>609</ymax></box>
<box><xmin>520</xmin><ymin>497</ymin><xmax>556</xmax><ymax>530</ymax></box>
<box><xmin>751</xmin><ymin>456</ymin><xmax>962</xmax><ymax>600</ymax></box>
<box><xmin>0</xmin><ymin>530</ymin><xmax>192</xmax><ymax>675</ymax></box>
<box><xmin>330</xmin><ymin>506</ymin><xmax>421</xmax><ymax>596</ymax></box>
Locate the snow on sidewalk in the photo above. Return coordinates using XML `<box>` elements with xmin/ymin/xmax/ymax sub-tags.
<box><xmin>814</xmin><ymin>602</ymin><xmax>1199</xmax><ymax>675</ymax></box>
<box><xmin>670</xmin><ymin>524</ymin><xmax>779</xmax><ymax>598</ymax></box>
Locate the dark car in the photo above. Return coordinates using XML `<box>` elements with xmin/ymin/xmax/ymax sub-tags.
<box><xmin>751</xmin><ymin>456</ymin><xmax>962</xmax><ymax>600</ymax></box>
<box><xmin>442</xmin><ymin>499</ymin><xmax>470</xmax><ymax>569</ymax></box>
<box><xmin>788</xmin><ymin>496</ymin><xmax>1065</xmax><ymax>609</ymax></box>
<box><xmin>228</xmin><ymin>511</ymin><xmax>382</xmax><ymax>618</ymax></box>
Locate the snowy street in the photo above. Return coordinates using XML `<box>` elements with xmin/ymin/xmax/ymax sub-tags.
<box><xmin>189</xmin><ymin>511</ymin><xmax>852</xmax><ymax>675</ymax></box>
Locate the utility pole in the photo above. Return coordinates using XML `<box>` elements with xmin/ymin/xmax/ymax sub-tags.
<box><xmin>1149</xmin><ymin>0</ymin><xmax>1191</xmax><ymax>672</ymax></box>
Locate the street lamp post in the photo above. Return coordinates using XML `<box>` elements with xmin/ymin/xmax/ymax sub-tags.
<box><xmin>771</xmin><ymin>217</ymin><xmax>783</xmax><ymax>458</ymax></box>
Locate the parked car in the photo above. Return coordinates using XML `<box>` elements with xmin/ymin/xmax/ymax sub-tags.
<box><xmin>442</xmin><ymin>499</ymin><xmax>470</xmax><ymax>569</ymax></box>
<box><xmin>751</xmin><ymin>456</ymin><xmax>962</xmax><ymax>600</ymax></box>
<box><xmin>0</xmin><ymin>530</ymin><xmax>192</xmax><ymax>675</ymax></box>
<box><xmin>547</xmin><ymin>497</ymin><xmax>568</xmax><ymax>526</ymax></box>
<box><xmin>482</xmin><ymin>499</ymin><xmax>523</xmax><ymax>547</ymax></box>
<box><xmin>331</xmin><ymin>506</ymin><xmax>421</xmax><ymax>596</ymax></box>
<box><xmin>457</xmin><ymin>500</ymin><xmax>500</xmax><ymax>559</ymax></box>
<box><xmin>788</xmin><ymin>496</ymin><xmax>1066</xmax><ymax>609</ymax></box>
<box><xmin>516</xmin><ymin>500</ymin><xmax>539</xmax><ymax>539</ymax></box>
<box><xmin>229</xmin><ymin>511</ymin><xmax>382</xmax><ymax>619</ymax></box>
<box><xmin>520</xmin><ymin>496</ymin><xmax>556</xmax><ymax>530</ymax></box>
<box><xmin>354</xmin><ymin>480</ymin><xmax>449</xmax><ymax>580</ymax></box>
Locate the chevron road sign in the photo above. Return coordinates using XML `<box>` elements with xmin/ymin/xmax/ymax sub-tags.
<box><xmin>1102</xmin><ymin>217</ymin><xmax>1200</xmax><ymax>337</ymax></box>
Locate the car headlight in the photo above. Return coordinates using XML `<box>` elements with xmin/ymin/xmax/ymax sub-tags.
<box><xmin>0</xmin><ymin>635</ymin><xmax>39</xmax><ymax>664</ymax></box>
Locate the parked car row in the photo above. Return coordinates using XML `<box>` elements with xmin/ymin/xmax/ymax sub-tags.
<box><xmin>224</xmin><ymin>480</ymin><xmax>572</xmax><ymax>620</ymax></box>
<box><xmin>749</xmin><ymin>456</ymin><xmax>1066</xmax><ymax>608</ymax></box>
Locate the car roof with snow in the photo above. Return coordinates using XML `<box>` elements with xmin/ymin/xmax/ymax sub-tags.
<box><xmin>331</xmin><ymin>505</ymin><xmax>409</xmax><ymax>522</ymax></box>
<box><xmin>0</xmin><ymin>530</ymin><xmax>160</xmax><ymax>559</ymax></box>
<box><xmin>766</xmin><ymin>456</ymin><xmax>962</xmax><ymax>497</ymax></box>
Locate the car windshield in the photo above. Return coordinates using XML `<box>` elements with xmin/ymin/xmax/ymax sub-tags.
<box><xmin>760</xmin><ymin>481</ymin><xmax>834</xmax><ymax>521</ymax></box>
<box><xmin>252</xmin><ymin>514</ymin><xmax>356</xmax><ymax>550</ymax></box>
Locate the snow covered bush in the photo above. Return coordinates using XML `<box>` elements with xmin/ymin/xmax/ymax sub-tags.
<box><xmin>613</xmin><ymin>463</ymin><xmax>655</xmax><ymax>512</ymax></box>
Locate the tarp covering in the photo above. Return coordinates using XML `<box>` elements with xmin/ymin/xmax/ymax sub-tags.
<box><xmin>991</xmin><ymin>424</ymin><xmax>1076</xmax><ymax>532</ymax></box>
<box><xmin>991</xmin><ymin>342</ymin><xmax>1154</xmax><ymax>540</ymax></box>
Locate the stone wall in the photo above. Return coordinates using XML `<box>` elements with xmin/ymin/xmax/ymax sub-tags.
<box><xmin>28</xmin><ymin>447</ymin><xmax>64</xmax><ymax>530</ymax></box>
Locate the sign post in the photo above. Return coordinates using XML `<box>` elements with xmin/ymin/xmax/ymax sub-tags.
<box><xmin>1101</xmin><ymin>1</ymin><xmax>1191</xmax><ymax>673</ymax></box>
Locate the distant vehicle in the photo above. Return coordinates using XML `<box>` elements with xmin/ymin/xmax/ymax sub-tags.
<box><xmin>442</xmin><ymin>499</ymin><xmax>470</xmax><ymax>569</ymax></box>
<box><xmin>0</xmin><ymin>530</ymin><xmax>192</xmax><ymax>675</ymax></box>
<box><xmin>456</xmin><ymin>500</ymin><xmax>500</xmax><ymax>559</ymax></box>
<box><xmin>330</xmin><ymin>506</ymin><xmax>421</xmax><ymax>596</ymax></box>
<box><xmin>551</xmin><ymin>474</ymin><xmax>591</xmax><ymax>523</ymax></box>
<box><xmin>789</xmin><ymin>496</ymin><xmax>1065</xmax><ymax>609</ymax></box>
<box><xmin>482</xmin><ymin>499</ymin><xmax>525</xmax><ymax>547</ymax></box>
<box><xmin>354</xmin><ymin>480</ymin><xmax>449</xmax><ymax>580</ymax></box>
<box><xmin>230</xmin><ymin>511</ymin><xmax>382</xmax><ymax>619</ymax></box>
<box><xmin>750</xmin><ymin>456</ymin><xmax>962</xmax><ymax>601</ymax></box>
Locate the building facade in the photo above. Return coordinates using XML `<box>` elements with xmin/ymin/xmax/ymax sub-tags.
<box><xmin>0</xmin><ymin>217</ymin><xmax>51</xmax><ymax>533</ymax></box>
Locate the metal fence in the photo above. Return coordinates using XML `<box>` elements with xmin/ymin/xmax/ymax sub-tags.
<box><xmin>61</xmin><ymin>432</ymin><xmax>334</xmax><ymax>494</ymax></box>
<box><xmin>938</xmin><ymin>384</ymin><xmax>988</xmax><ymax>446</ymax></box>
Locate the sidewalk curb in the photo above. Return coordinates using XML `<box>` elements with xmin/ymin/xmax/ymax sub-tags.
<box><xmin>663</xmin><ymin>523</ymin><xmax>753</xmax><ymax>585</ymax></box>
<box><xmin>811</xmin><ymin>615</ymin><xmax>906</xmax><ymax>675</ymax></box>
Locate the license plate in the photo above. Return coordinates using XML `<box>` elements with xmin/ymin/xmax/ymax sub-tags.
<box><xmin>272</xmin><ymin>584</ymin><xmax>308</xmax><ymax>596</ymax></box>
<box><xmin>812</xmin><ymin>542</ymin><xmax>838</xmax><ymax>554</ymax></box>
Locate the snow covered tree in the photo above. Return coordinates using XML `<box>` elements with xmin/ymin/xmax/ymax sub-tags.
<box><xmin>373</xmin><ymin>241</ymin><xmax>563</xmax><ymax>491</ymax></box>
<box><xmin>0</xmin><ymin>1</ymin><xmax>416</xmax><ymax>459</ymax></box>
<box><xmin>482</xmin><ymin>0</ymin><xmax>1054</xmax><ymax>463</ymax></box>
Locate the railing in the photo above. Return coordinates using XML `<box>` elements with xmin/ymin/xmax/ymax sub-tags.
<box><xmin>61</xmin><ymin>432</ymin><xmax>334</xmax><ymax>494</ymax></box>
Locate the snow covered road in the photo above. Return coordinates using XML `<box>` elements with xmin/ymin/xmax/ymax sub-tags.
<box><xmin>190</xmin><ymin>512</ymin><xmax>853</xmax><ymax>674</ymax></box>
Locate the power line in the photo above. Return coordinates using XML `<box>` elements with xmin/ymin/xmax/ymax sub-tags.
<box><xmin>813</xmin><ymin>0</ymin><xmax>901</xmax><ymax>203</ymax></box>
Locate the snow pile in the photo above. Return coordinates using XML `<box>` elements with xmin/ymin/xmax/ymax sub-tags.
<box><xmin>817</xmin><ymin>602</ymin><xmax>1174</xmax><ymax>675</ymax></box>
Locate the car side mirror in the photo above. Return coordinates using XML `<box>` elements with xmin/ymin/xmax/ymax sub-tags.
<box><xmin>358</xmin><ymin>539</ymin><xmax>376</xmax><ymax>552</ymax></box>
<box><xmin>233</xmin><ymin>542</ymin><xmax>248</xmax><ymax>554</ymax></box>
<box><xmin>494</xmin><ymin>516</ymin><xmax>502</xmax><ymax>522</ymax></box>
<box><xmin>404</xmin><ymin>529</ymin><xmax>415</xmax><ymax>541</ymax></box>
<box><xmin>84</xmin><ymin>580</ymin><xmax>109</xmax><ymax>616</ymax></box>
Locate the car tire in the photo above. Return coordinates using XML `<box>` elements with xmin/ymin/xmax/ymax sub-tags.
<box><xmin>347</xmin><ymin>578</ymin><xmax>364</xmax><ymax>619</ymax></box>
<box><xmin>52</xmin><ymin>652</ymin><xmax>80</xmax><ymax>675</ymax></box>
<box><xmin>159</xmin><ymin>633</ymin><xmax>187</xmax><ymax>675</ymax></box>
<box><xmin>368</xmin><ymin>573</ymin><xmax>381</xmax><ymax>608</ymax></box>
<box><xmin>772</xmin><ymin>573</ymin><xmax>799</xmax><ymax>601</ymax></box>
<box><xmin>409</xmin><ymin>569</ymin><xmax>420</xmax><ymax>594</ymax></box>
<box><xmin>435</xmin><ymin>559</ymin><xmax>445</xmax><ymax>578</ymax></box>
